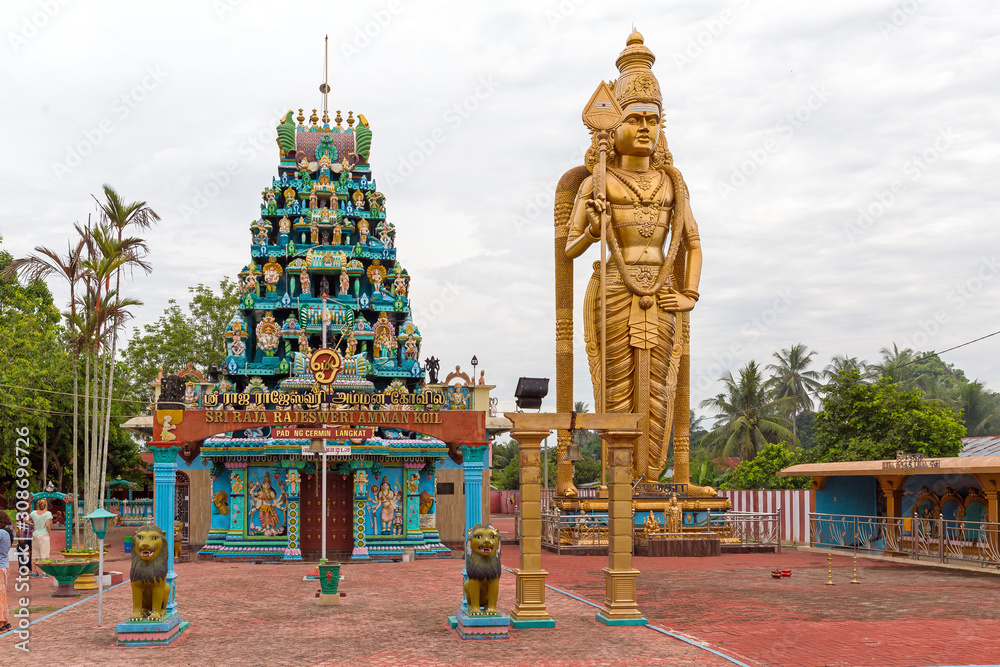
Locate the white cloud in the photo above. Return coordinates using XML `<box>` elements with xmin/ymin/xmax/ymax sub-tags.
<box><xmin>3</xmin><ymin>0</ymin><xmax>1000</xmax><ymax>417</ymax></box>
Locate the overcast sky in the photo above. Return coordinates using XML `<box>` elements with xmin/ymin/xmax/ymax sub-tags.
<box><xmin>3</xmin><ymin>0</ymin><xmax>999</xmax><ymax>419</ymax></box>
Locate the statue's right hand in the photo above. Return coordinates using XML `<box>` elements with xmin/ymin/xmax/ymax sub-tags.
<box><xmin>584</xmin><ymin>198</ymin><xmax>607</xmax><ymax>237</ymax></box>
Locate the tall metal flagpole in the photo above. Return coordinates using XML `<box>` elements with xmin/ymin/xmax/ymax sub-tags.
<box><xmin>583</xmin><ymin>82</ymin><xmax>623</xmax><ymax>492</ymax></box>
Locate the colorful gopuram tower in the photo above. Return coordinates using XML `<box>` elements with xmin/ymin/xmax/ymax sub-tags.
<box><xmin>193</xmin><ymin>106</ymin><xmax>455</xmax><ymax>562</ymax></box>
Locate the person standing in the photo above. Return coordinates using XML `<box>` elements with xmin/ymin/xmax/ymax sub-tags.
<box><xmin>0</xmin><ymin>511</ymin><xmax>14</xmax><ymax>632</ymax></box>
<box><xmin>29</xmin><ymin>499</ymin><xmax>53</xmax><ymax>576</ymax></box>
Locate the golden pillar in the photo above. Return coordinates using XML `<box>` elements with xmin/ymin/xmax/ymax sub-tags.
<box><xmin>877</xmin><ymin>476</ymin><xmax>907</xmax><ymax>518</ymax></box>
<box><xmin>672</xmin><ymin>312</ymin><xmax>691</xmax><ymax>488</ymax></box>
<box><xmin>554</xmin><ymin>166</ymin><xmax>590</xmax><ymax>498</ymax></box>
<box><xmin>509</xmin><ymin>428</ymin><xmax>555</xmax><ymax>627</ymax></box>
<box><xmin>596</xmin><ymin>428</ymin><xmax>647</xmax><ymax>625</ymax></box>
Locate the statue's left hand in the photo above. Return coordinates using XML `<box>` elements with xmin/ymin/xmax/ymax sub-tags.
<box><xmin>657</xmin><ymin>292</ymin><xmax>696</xmax><ymax>312</ymax></box>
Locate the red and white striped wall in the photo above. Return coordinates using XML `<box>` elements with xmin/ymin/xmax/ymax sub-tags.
<box><xmin>720</xmin><ymin>489</ymin><xmax>813</xmax><ymax>545</ymax></box>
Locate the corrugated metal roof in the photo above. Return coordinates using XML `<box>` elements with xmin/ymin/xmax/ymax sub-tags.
<box><xmin>960</xmin><ymin>436</ymin><xmax>1000</xmax><ymax>457</ymax></box>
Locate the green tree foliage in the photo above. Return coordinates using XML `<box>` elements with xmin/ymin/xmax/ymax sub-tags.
<box><xmin>766</xmin><ymin>343</ymin><xmax>822</xmax><ymax>440</ymax></box>
<box><xmin>699</xmin><ymin>361</ymin><xmax>797</xmax><ymax>459</ymax></box>
<box><xmin>957</xmin><ymin>380</ymin><xmax>1000</xmax><ymax>436</ymax></box>
<box><xmin>813</xmin><ymin>369</ymin><xmax>965</xmax><ymax>462</ymax></box>
<box><xmin>121</xmin><ymin>278</ymin><xmax>238</xmax><ymax>401</ymax></box>
<box><xmin>0</xmin><ymin>237</ymin><xmax>147</xmax><ymax>507</ymax></box>
<box><xmin>0</xmin><ymin>238</ymin><xmax>63</xmax><ymax>501</ymax></box>
<box><xmin>719</xmin><ymin>442</ymin><xmax>810</xmax><ymax>490</ymax></box>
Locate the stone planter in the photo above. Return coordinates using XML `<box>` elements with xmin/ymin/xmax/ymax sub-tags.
<box><xmin>36</xmin><ymin>559</ymin><xmax>99</xmax><ymax>598</ymax></box>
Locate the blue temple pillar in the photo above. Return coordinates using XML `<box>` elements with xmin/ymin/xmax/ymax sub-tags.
<box><xmin>460</xmin><ymin>443</ymin><xmax>488</xmax><ymax>536</ymax></box>
<box><xmin>152</xmin><ymin>445</ymin><xmax>180</xmax><ymax>615</ymax></box>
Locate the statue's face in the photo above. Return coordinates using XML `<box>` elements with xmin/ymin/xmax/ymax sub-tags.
<box><xmin>615</xmin><ymin>108</ymin><xmax>660</xmax><ymax>157</ymax></box>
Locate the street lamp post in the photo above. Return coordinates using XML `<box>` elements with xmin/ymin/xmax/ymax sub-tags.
<box><xmin>82</xmin><ymin>508</ymin><xmax>115</xmax><ymax>627</ymax></box>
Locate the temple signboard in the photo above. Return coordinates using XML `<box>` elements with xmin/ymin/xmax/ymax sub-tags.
<box><xmin>272</xmin><ymin>425</ymin><xmax>373</xmax><ymax>440</ymax></box>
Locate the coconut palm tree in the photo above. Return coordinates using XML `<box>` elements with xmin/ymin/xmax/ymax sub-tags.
<box><xmin>699</xmin><ymin>361</ymin><xmax>797</xmax><ymax>460</ymax></box>
<box><xmin>957</xmin><ymin>380</ymin><xmax>1000</xmax><ymax>437</ymax></box>
<box><xmin>823</xmin><ymin>355</ymin><xmax>868</xmax><ymax>381</ymax></box>
<box><xmin>766</xmin><ymin>344</ymin><xmax>822</xmax><ymax>439</ymax></box>
<box><xmin>871</xmin><ymin>344</ymin><xmax>919</xmax><ymax>388</ymax></box>
<box><xmin>2</xmin><ymin>235</ymin><xmax>86</xmax><ymax>544</ymax></box>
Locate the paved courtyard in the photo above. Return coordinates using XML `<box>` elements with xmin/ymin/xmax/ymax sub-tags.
<box><xmin>3</xmin><ymin>530</ymin><xmax>999</xmax><ymax>666</ymax></box>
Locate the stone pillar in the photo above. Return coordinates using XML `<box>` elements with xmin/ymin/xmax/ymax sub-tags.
<box><xmin>152</xmin><ymin>445</ymin><xmax>180</xmax><ymax>615</ymax></box>
<box><xmin>596</xmin><ymin>429</ymin><xmax>646</xmax><ymax>626</ymax></box>
<box><xmin>509</xmin><ymin>429</ymin><xmax>555</xmax><ymax>628</ymax></box>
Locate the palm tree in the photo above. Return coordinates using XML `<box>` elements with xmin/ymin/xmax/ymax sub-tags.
<box><xmin>766</xmin><ymin>344</ymin><xmax>822</xmax><ymax>439</ymax></box>
<box><xmin>75</xmin><ymin>218</ymin><xmax>148</xmax><ymax>542</ymax></box>
<box><xmin>87</xmin><ymin>208</ymin><xmax>152</xmax><ymax>507</ymax></box>
<box><xmin>824</xmin><ymin>355</ymin><xmax>868</xmax><ymax>381</ymax></box>
<box><xmin>957</xmin><ymin>380</ymin><xmax>1000</xmax><ymax>436</ymax></box>
<box><xmin>872</xmin><ymin>344</ymin><xmax>919</xmax><ymax>388</ymax></box>
<box><xmin>915</xmin><ymin>373</ymin><xmax>958</xmax><ymax>408</ymax></box>
<box><xmin>699</xmin><ymin>361</ymin><xmax>797</xmax><ymax>460</ymax></box>
<box><xmin>2</xmin><ymin>235</ymin><xmax>86</xmax><ymax>544</ymax></box>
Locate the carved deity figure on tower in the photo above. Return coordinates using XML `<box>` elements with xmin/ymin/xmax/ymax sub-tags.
<box><xmin>559</xmin><ymin>31</ymin><xmax>710</xmax><ymax>495</ymax></box>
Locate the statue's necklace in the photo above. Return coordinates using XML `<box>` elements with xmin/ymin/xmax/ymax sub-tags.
<box><xmin>608</xmin><ymin>168</ymin><xmax>664</xmax><ymax>238</ymax></box>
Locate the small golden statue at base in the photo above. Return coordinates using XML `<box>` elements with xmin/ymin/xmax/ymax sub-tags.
<box><xmin>666</xmin><ymin>494</ymin><xmax>682</xmax><ymax>534</ymax></box>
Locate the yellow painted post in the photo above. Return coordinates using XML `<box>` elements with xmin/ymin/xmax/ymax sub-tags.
<box><xmin>509</xmin><ymin>428</ymin><xmax>555</xmax><ymax>628</ymax></box>
<box><xmin>596</xmin><ymin>428</ymin><xmax>646</xmax><ymax>625</ymax></box>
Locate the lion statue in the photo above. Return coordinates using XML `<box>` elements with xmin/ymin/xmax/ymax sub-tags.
<box><xmin>213</xmin><ymin>490</ymin><xmax>229</xmax><ymax>515</ymax></box>
<box><xmin>464</xmin><ymin>523</ymin><xmax>501</xmax><ymax>615</ymax></box>
<box><xmin>128</xmin><ymin>524</ymin><xmax>171</xmax><ymax>621</ymax></box>
<box><xmin>419</xmin><ymin>490</ymin><xmax>435</xmax><ymax>514</ymax></box>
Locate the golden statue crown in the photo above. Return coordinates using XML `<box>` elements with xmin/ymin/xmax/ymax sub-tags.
<box><xmin>613</xmin><ymin>30</ymin><xmax>662</xmax><ymax>109</ymax></box>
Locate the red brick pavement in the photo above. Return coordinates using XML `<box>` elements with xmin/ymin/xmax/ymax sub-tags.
<box><xmin>2</xmin><ymin>555</ymin><xmax>729</xmax><ymax>667</ymax></box>
<box><xmin>4</xmin><ymin>543</ymin><xmax>998</xmax><ymax>666</ymax></box>
<box><xmin>508</xmin><ymin>548</ymin><xmax>1000</xmax><ymax>667</ymax></box>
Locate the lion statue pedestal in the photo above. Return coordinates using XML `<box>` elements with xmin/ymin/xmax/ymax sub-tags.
<box><xmin>115</xmin><ymin>524</ymin><xmax>189</xmax><ymax>647</ymax></box>
<box><xmin>448</xmin><ymin>523</ymin><xmax>511</xmax><ymax>640</ymax></box>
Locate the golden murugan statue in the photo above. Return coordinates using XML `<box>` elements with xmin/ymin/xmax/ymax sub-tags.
<box><xmin>556</xmin><ymin>30</ymin><xmax>712</xmax><ymax>497</ymax></box>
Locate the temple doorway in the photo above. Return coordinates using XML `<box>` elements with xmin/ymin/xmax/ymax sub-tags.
<box><xmin>300</xmin><ymin>469</ymin><xmax>354</xmax><ymax>555</ymax></box>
